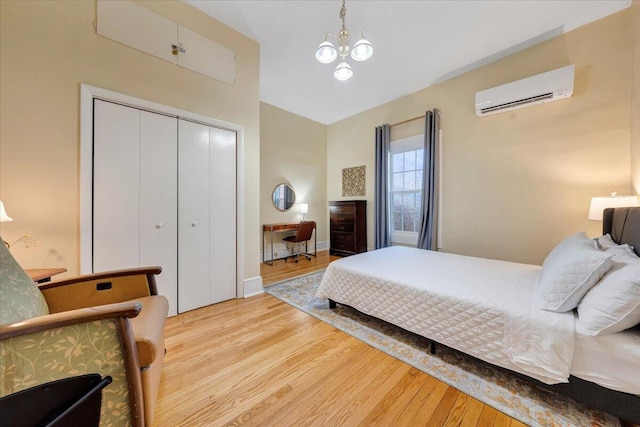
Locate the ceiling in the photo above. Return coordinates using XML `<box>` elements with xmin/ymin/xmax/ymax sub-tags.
<box><xmin>184</xmin><ymin>0</ymin><xmax>631</xmax><ymax>125</ymax></box>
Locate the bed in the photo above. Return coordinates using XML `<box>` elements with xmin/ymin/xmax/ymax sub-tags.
<box><xmin>316</xmin><ymin>207</ymin><xmax>640</xmax><ymax>423</ymax></box>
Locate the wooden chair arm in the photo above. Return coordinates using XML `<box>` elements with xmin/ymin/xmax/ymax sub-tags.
<box><xmin>41</xmin><ymin>266</ymin><xmax>162</xmax><ymax>293</ymax></box>
<box><xmin>39</xmin><ymin>267</ymin><xmax>162</xmax><ymax>313</ymax></box>
<box><xmin>0</xmin><ymin>301</ymin><xmax>145</xmax><ymax>426</ymax></box>
<box><xmin>0</xmin><ymin>301</ymin><xmax>142</xmax><ymax>340</ymax></box>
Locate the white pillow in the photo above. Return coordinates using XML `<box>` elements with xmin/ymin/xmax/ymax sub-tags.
<box><xmin>593</xmin><ymin>234</ymin><xmax>618</xmax><ymax>251</ymax></box>
<box><xmin>576</xmin><ymin>244</ymin><xmax>640</xmax><ymax>336</ymax></box>
<box><xmin>537</xmin><ymin>232</ymin><xmax>613</xmax><ymax>312</ymax></box>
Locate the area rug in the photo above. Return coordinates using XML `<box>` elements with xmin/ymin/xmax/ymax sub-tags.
<box><xmin>264</xmin><ymin>270</ymin><xmax>620</xmax><ymax>427</ymax></box>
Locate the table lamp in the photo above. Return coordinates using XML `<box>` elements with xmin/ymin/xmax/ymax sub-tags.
<box><xmin>0</xmin><ymin>200</ymin><xmax>13</xmax><ymax>222</ymax></box>
<box><xmin>0</xmin><ymin>200</ymin><xmax>36</xmax><ymax>248</ymax></box>
<box><xmin>0</xmin><ymin>200</ymin><xmax>13</xmax><ymax>247</ymax></box>
<box><xmin>299</xmin><ymin>203</ymin><xmax>309</xmax><ymax>220</ymax></box>
<box><xmin>588</xmin><ymin>192</ymin><xmax>639</xmax><ymax>221</ymax></box>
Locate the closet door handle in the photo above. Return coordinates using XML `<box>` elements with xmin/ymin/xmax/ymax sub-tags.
<box><xmin>191</xmin><ymin>222</ymin><xmax>198</xmax><ymax>227</ymax></box>
<box><xmin>155</xmin><ymin>223</ymin><xmax>163</xmax><ymax>229</ymax></box>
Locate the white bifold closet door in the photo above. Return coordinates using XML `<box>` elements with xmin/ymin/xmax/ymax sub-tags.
<box><xmin>93</xmin><ymin>99</ymin><xmax>178</xmax><ymax>316</ymax></box>
<box><xmin>178</xmin><ymin>120</ymin><xmax>236</xmax><ymax>313</ymax></box>
<box><xmin>93</xmin><ymin>99</ymin><xmax>237</xmax><ymax>316</ymax></box>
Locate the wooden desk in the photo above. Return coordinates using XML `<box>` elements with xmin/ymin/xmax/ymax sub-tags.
<box><xmin>25</xmin><ymin>268</ymin><xmax>67</xmax><ymax>284</ymax></box>
<box><xmin>262</xmin><ymin>222</ymin><xmax>316</xmax><ymax>266</ymax></box>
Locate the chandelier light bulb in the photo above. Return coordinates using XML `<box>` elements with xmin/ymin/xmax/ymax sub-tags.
<box><xmin>351</xmin><ymin>38</ymin><xmax>373</xmax><ymax>61</ymax></box>
<box><xmin>315</xmin><ymin>40</ymin><xmax>337</xmax><ymax>64</ymax></box>
<box><xmin>334</xmin><ymin>61</ymin><xmax>353</xmax><ymax>81</ymax></box>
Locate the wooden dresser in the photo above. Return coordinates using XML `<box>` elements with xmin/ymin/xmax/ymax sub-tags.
<box><xmin>329</xmin><ymin>200</ymin><xmax>367</xmax><ymax>257</ymax></box>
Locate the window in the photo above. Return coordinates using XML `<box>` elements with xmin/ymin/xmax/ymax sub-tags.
<box><xmin>389</xmin><ymin>135</ymin><xmax>423</xmax><ymax>246</ymax></box>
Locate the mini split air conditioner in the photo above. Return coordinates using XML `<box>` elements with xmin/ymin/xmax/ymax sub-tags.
<box><xmin>475</xmin><ymin>64</ymin><xmax>574</xmax><ymax>117</ymax></box>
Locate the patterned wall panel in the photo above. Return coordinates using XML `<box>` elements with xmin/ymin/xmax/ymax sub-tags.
<box><xmin>342</xmin><ymin>166</ymin><xmax>366</xmax><ymax>197</ymax></box>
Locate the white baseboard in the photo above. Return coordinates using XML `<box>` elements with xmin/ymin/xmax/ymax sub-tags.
<box><xmin>260</xmin><ymin>240</ymin><xmax>329</xmax><ymax>262</ymax></box>
<box><xmin>243</xmin><ymin>276</ymin><xmax>263</xmax><ymax>298</ymax></box>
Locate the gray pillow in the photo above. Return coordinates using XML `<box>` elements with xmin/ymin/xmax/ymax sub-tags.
<box><xmin>593</xmin><ymin>233</ymin><xmax>618</xmax><ymax>251</ymax></box>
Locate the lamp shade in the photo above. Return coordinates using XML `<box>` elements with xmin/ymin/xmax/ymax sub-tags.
<box><xmin>351</xmin><ymin>38</ymin><xmax>373</xmax><ymax>61</ymax></box>
<box><xmin>315</xmin><ymin>40</ymin><xmax>337</xmax><ymax>64</ymax></box>
<box><xmin>0</xmin><ymin>201</ymin><xmax>13</xmax><ymax>222</ymax></box>
<box><xmin>588</xmin><ymin>194</ymin><xmax>639</xmax><ymax>220</ymax></box>
<box><xmin>334</xmin><ymin>61</ymin><xmax>353</xmax><ymax>81</ymax></box>
<box><xmin>299</xmin><ymin>203</ymin><xmax>309</xmax><ymax>215</ymax></box>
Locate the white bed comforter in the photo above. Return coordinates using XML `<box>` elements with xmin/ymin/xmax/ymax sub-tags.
<box><xmin>316</xmin><ymin>246</ymin><xmax>575</xmax><ymax>384</ymax></box>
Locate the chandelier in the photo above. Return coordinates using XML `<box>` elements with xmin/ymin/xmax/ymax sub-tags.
<box><xmin>315</xmin><ymin>0</ymin><xmax>374</xmax><ymax>81</ymax></box>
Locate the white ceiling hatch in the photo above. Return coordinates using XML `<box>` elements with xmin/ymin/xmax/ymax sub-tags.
<box><xmin>184</xmin><ymin>0</ymin><xmax>631</xmax><ymax>125</ymax></box>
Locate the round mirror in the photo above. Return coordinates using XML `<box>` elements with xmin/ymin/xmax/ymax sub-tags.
<box><xmin>272</xmin><ymin>183</ymin><xmax>295</xmax><ymax>211</ymax></box>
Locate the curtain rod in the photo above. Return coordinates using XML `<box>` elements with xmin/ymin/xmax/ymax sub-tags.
<box><xmin>389</xmin><ymin>114</ymin><xmax>425</xmax><ymax>127</ymax></box>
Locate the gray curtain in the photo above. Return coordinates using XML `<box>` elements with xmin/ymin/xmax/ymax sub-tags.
<box><xmin>374</xmin><ymin>124</ymin><xmax>391</xmax><ymax>249</ymax></box>
<box><xmin>417</xmin><ymin>109</ymin><xmax>440</xmax><ymax>250</ymax></box>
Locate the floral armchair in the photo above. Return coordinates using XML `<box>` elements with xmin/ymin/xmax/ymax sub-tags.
<box><xmin>0</xmin><ymin>240</ymin><xmax>168</xmax><ymax>426</ymax></box>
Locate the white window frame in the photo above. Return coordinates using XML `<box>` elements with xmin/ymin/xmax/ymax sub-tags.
<box><xmin>389</xmin><ymin>134</ymin><xmax>424</xmax><ymax>246</ymax></box>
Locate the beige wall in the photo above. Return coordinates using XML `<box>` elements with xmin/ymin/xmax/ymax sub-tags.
<box><xmin>260</xmin><ymin>102</ymin><xmax>327</xmax><ymax>260</ymax></box>
<box><xmin>327</xmin><ymin>10</ymin><xmax>633</xmax><ymax>265</ymax></box>
<box><xmin>0</xmin><ymin>1</ymin><xmax>261</xmax><ymax>281</ymax></box>
<box><xmin>632</xmin><ymin>0</ymin><xmax>640</xmax><ymax>194</ymax></box>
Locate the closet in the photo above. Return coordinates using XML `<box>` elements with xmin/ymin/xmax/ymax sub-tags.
<box><xmin>92</xmin><ymin>99</ymin><xmax>236</xmax><ymax>316</ymax></box>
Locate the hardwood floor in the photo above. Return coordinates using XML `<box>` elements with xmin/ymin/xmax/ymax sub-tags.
<box><xmin>260</xmin><ymin>249</ymin><xmax>339</xmax><ymax>285</ymax></box>
<box><xmin>154</xmin><ymin>253</ymin><xmax>527</xmax><ymax>426</ymax></box>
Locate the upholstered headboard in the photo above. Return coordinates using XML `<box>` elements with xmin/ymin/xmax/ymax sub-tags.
<box><xmin>603</xmin><ymin>207</ymin><xmax>640</xmax><ymax>257</ymax></box>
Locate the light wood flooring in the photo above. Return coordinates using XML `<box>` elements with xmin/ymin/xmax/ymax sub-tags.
<box><xmin>154</xmin><ymin>250</ymin><xmax>528</xmax><ymax>426</ymax></box>
<box><xmin>260</xmin><ymin>249</ymin><xmax>339</xmax><ymax>285</ymax></box>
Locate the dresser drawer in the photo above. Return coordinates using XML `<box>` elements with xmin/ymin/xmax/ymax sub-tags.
<box><xmin>330</xmin><ymin>232</ymin><xmax>356</xmax><ymax>251</ymax></box>
<box><xmin>330</xmin><ymin>204</ymin><xmax>355</xmax><ymax>215</ymax></box>
<box><xmin>330</xmin><ymin>213</ymin><xmax>354</xmax><ymax>224</ymax></box>
<box><xmin>330</xmin><ymin>222</ymin><xmax>354</xmax><ymax>233</ymax></box>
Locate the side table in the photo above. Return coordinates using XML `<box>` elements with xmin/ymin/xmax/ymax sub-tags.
<box><xmin>25</xmin><ymin>268</ymin><xmax>67</xmax><ymax>284</ymax></box>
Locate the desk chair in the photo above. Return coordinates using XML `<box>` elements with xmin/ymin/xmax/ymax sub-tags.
<box><xmin>283</xmin><ymin>221</ymin><xmax>316</xmax><ymax>263</ymax></box>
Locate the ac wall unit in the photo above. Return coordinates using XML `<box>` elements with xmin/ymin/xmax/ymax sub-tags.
<box><xmin>475</xmin><ymin>64</ymin><xmax>574</xmax><ymax>117</ymax></box>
